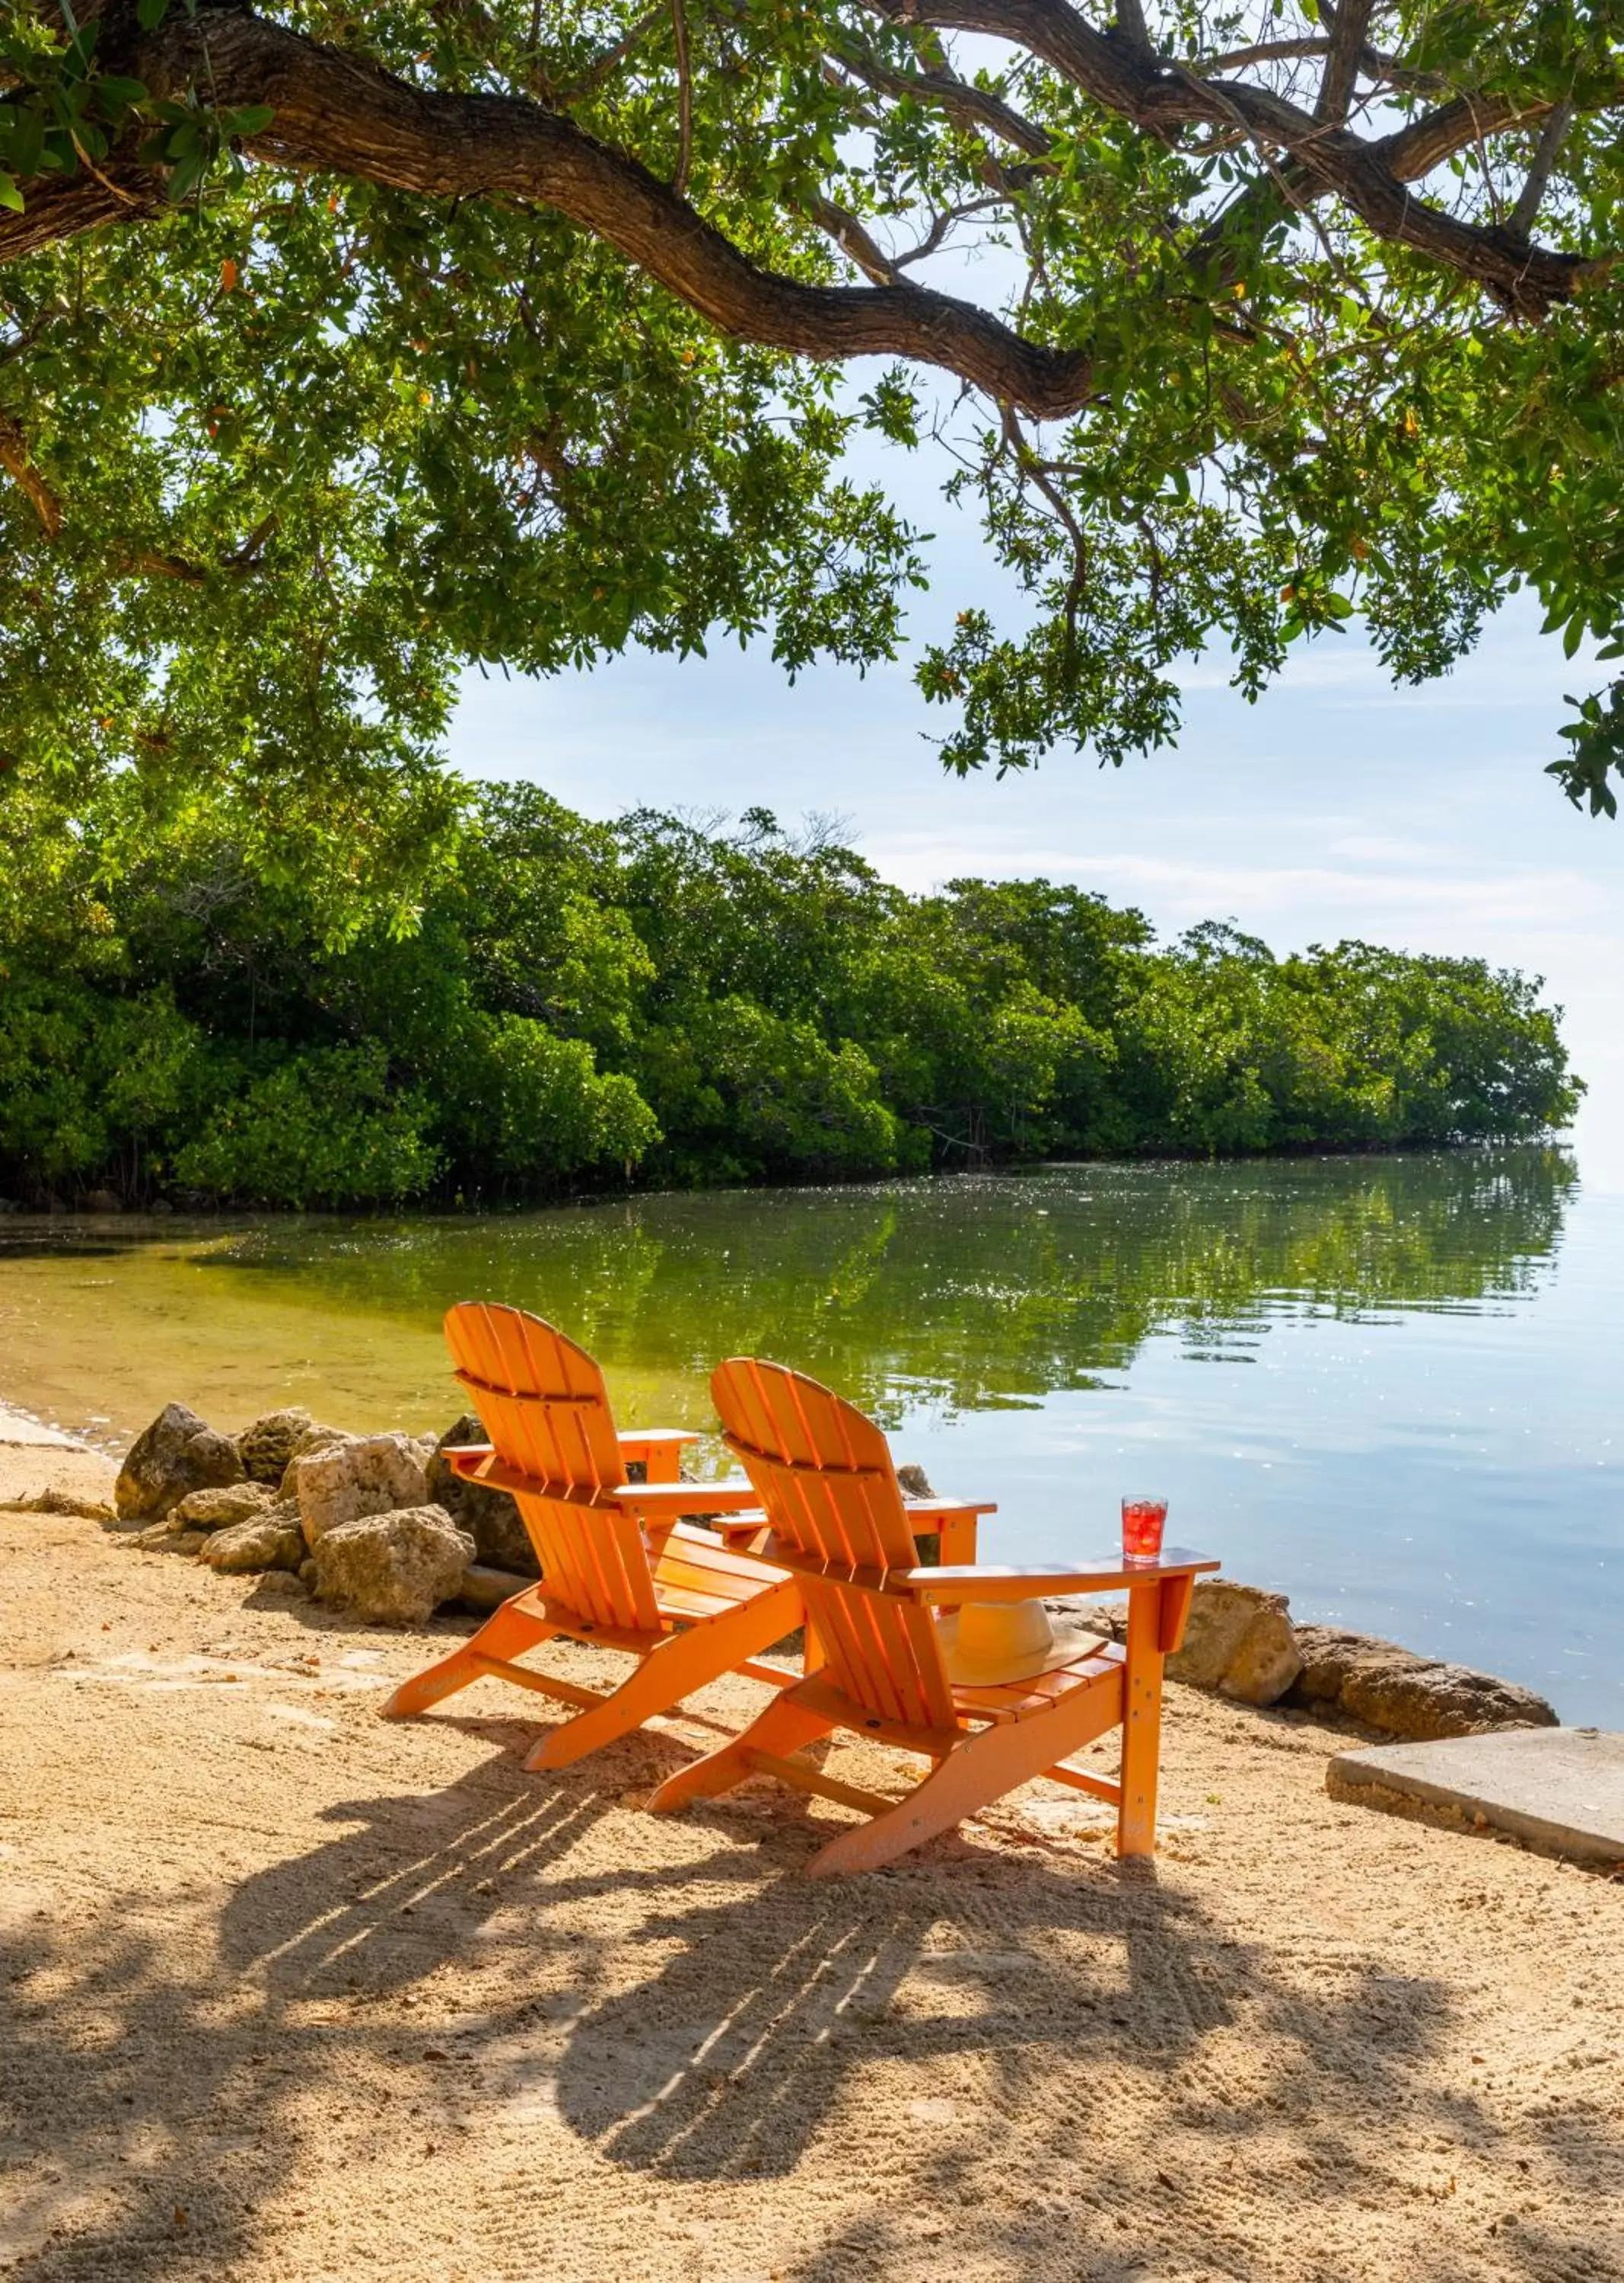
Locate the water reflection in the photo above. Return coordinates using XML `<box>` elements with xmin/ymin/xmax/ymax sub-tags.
<box><xmin>178</xmin><ymin>1147</ymin><xmax>1575</xmax><ymax>1420</ymax></box>
<box><xmin>5</xmin><ymin>1146</ymin><xmax>1619</xmax><ymax>1718</ymax></box>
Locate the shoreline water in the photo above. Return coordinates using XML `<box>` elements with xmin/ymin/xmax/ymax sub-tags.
<box><xmin>0</xmin><ymin>1399</ymin><xmax>82</xmax><ymax>1447</ymax></box>
<box><xmin>3</xmin><ymin>1156</ymin><xmax>1617</xmax><ymax>1724</ymax></box>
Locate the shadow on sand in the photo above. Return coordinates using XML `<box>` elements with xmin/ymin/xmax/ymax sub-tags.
<box><xmin>2</xmin><ymin>1729</ymin><xmax>1614</xmax><ymax>2281</ymax></box>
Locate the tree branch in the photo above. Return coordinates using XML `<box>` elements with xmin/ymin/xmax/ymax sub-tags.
<box><xmin>858</xmin><ymin>0</ymin><xmax>1592</xmax><ymax>315</ymax></box>
<box><xmin>830</xmin><ymin>40</ymin><xmax>1054</xmax><ymax>158</ymax></box>
<box><xmin>667</xmin><ymin>0</ymin><xmax>692</xmax><ymax>199</ymax></box>
<box><xmin>1113</xmin><ymin>0</ymin><xmax>1151</xmax><ymax>58</ymax></box>
<box><xmin>1314</xmin><ymin>0</ymin><xmax>1373</xmax><ymax>125</ymax></box>
<box><xmin>126</xmin><ymin>548</ymin><xmax>209</xmax><ymax>584</ymax></box>
<box><xmin>1508</xmin><ymin>97</ymin><xmax>1574</xmax><ymax>243</ymax></box>
<box><xmin>804</xmin><ymin>193</ymin><xmax>896</xmax><ymax>284</ymax></box>
<box><xmin>126</xmin><ymin>5</ymin><xmax>1097</xmax><ymax>417</ymax></box>
<box><xmin>1377</xmin><ymin>91</ymin><xmax>1555</xmax><ymax>181</ymax></box>
<box><xmin>0</xmin><ymin>409</ymin><xmax>61</xmax><ymax>537</ymax></box>
<box><xmin>1197</xmin><ymin>34</ymin><xmax>1444</xmax><ymax>91</ymax></box>
<box><xmin>1199</xmin><ymin>39</ymin><xmax>1330</xmax><ymax>73</ymax></box>
<box><xmin>0</xmin><ymin>0</ymin><xmax>1605</xmax><ymax>444</ymax></box>
<box><xmin>892</xmin><ymin>193</ymin><xmax>1009</xmax><ymax>268</ymax></box>
<box><xmin>0</xmin><ymin>151</ymin><xmax>162</xmax><ymax>260</ymax></box>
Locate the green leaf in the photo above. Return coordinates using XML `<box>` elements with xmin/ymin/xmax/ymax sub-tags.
<box><xmin>94</xmin><ymin>75</ymin><xmax>147</xmax><ymax>109</ymax></box>
<box><xmin>164</xmin><ymin>150</ymin><xmax>205</xmax><ymax>202</ymax></box>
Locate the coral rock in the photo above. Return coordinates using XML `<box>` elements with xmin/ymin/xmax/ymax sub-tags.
<box><xmin>1288</xmin><ymin>1625</ymin><xmax>1558</xmax><ymax>1740</ymax></box>
<box><xmin>457</xmin><ymin>1563</ymin><xmax>533</xmax><ymax>1613</ymax></box>
<box><xmin>423</xmin><ymin>1414</ymin><xmax>537</xmax><ymax>1576</ymax></box>
<box><xmin>114</xmin><ymin>1403</ymin><xmax>245</xmax><ymax>1523</ymax></box>
<box><xmin>310</xmin><ymin>1504</ymin><xmax>475</xmax><ymax>1626</ymax></box>
<box><xmin>173</xmin><ymin>1480</ymin><xmax>280</xmax><ymax>1531</ymax></box>
<box><xmin>128</xmin><ymin>1524</ymin><xmax>210</xmax><ymax>1555</ymax></box>
<box><xmin>236</xmin><ymin>1407</ymin><xmax>317</xmax><ymax>1485</ymax></box>
<box><xmin>288</xmin><ymin>1432</ymin><xmax>431</xmax><ymax>1551</ymax></box>
<box><xmin>276</xmin><ymin>1422</ymin><xmax>350</xmax><ymax>1492</ymax></box>
<box><xmin>200</xmin><ymin>1504</ymin><xmax>307</xmax><ymax>1575</ymax></box>
<box><xmin>1167</xmin><ymin>1581</ymin><xmax>1304</xmax><ymax>1707</ymax></box>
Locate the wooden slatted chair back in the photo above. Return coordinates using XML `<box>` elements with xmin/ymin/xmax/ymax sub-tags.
<box><xmin>711</xmin><ymin>1357</ymin><xmax>957</xmax><ymax>1731</ymax></box>
<box><xmin>444</xmin><ymin>1302</ymin><xmax>659</xmax><ymax>1632</ymax></box>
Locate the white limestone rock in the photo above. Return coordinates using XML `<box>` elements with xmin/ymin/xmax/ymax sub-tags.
<box><xmin>288</xmin><ymin>1432</ymin><xmax>431</xmax><ymax>1551</ymax></box>
<box><xmin>310</xmin><ymin>1504</ymin><xmax>475</xmax><ymax>1626</ymax></box>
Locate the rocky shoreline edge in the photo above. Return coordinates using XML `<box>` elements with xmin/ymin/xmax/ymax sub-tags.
<box><xmin>3</xmin><ymin>1395</ymin><xmax>1559</xmax><ymax>1749</ymax></box>
<box><xmin>1048</xmin><ymin>1581</ymin><xmax>1557</xmax><ymax>1743</ymax></box>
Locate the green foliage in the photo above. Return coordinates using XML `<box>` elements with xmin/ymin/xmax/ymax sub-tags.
<box><xmin>0</xmin><ymin>783</ymin><xmax>1582</xmax><ymax>1208</ymax></box>
<box><xmin>0</xmin><ymin>971</ymin><xmax>212</xmax><ymax>1184</ymax></box>
<box><xmin>0</xmin><ymin>0</ymin><xmax>1618</xmax><ymax>831</ymax></box>
<box><xmin>1111</xmin><ymin>925</ymin><xmax>1581</xmax><ymax>1154</ymax></box>
<box><xmin>640</xmin><ymin>997</ymin><xmax>908</xmax><ymax>1185</ymax></box>
<box><xmin>440</xmin><ymin>1014</ymin><xmax>659</xmax><ymax>1183</ymax></box>
<box><xmin>1549</xmin><ymin>679</ymin><xmax>1624</xmax><ymax>817</ymax></box>
<box><xmin>171</xmin><ymin>1043</ymin><xmax>441</xmax><ymax>1208</ymax></box>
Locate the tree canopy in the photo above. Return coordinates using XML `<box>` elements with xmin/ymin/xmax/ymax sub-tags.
<box><xmin>0</xmin><ymin>0</ymin><xmax>1620</xmax><ymax>872</ymax></box>
<box><xmin>0</xmin><ymin>779</ymin><xmax>1581</xmax><ymax>1206</ymax></box>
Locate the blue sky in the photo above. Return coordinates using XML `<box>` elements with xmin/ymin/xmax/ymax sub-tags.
<box><xmin>447</xmin><ymin>440</ymin><xmax>1622</xmax><ymax>1191</ymax></box>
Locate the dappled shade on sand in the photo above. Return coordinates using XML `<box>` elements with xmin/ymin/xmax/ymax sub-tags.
<box><xmin>3</xmin><ymin>1492</ymin><xmax>1621</xmax><ymax>2281</ymax></box>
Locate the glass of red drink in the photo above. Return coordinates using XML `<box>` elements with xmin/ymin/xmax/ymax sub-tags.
<box><xmin>1121</xmin><ymin>1497</ymin><xmax>1168</xmax><ymax>1565</ymax></box>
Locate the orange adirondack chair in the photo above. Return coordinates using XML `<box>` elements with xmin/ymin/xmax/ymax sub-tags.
<box><xmin>384</xmin><ymin>1304</ymin><xmax>803</xmax><ymax>1771</ymax></box>
<box><xmin>647</xmin><ymin>1358</ymin><xmax>1219</xmax><ymax>1874</ymax></box>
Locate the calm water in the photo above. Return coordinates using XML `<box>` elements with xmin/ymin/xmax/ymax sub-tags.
<box><xmin>2</xmin><ymin>1148</ymin><xmax>1619</xmax><ymax>1722</ymax></box>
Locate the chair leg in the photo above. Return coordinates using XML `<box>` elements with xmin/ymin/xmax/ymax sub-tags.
<box><xmin>806</xmin><ymin>1675</ymin><xmax>1122</xmax><ymax>1878</ymax></box>
<box><xmin>383</xmin><ymin>1597</ymin><xmax>558</xmax><ymax>1719</ymax></box>
<box><xmin>645</xmin><ymin>1686</ymin><xmax>838</xmax><ymax>1812</ymax></box>
<box><xmin>524</xmin><ymin>1581</ymin><xmax>802</xmax><ymax>1772</ymax></box>
<box><xmin>1118</xmin><ymin>1581</ymin><xmax>1167</xmax><ymax>1859</ymax></box>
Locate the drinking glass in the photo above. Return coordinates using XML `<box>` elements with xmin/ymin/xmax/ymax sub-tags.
<box><xmin>1121</xmin><ymin>1497</ymin><xmax>1168</xmax><ymax>1565</ymax></box>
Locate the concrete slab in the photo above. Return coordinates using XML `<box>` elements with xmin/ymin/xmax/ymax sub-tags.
<box><xmin>1328</xmin><ymin>1727</ymin><xmax>1624</xmax><ymax>1867</ymax></box>
<box><xmin>0</xmin><ymin>1406</ymin><xmax>84</xmax><ymax>1450</ymax></box>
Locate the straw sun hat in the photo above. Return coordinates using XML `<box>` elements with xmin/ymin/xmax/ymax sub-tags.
<box><xmin>936</xmin><ymin>1599</ymin><xmax>1106</xmax><ymax>1688</ymax></box>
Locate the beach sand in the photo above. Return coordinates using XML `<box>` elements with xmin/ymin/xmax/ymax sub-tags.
<box><xmin>2</xmin><ymin>1457</ymin><xmax>1622</xmax><ymax>2283</ymax></box>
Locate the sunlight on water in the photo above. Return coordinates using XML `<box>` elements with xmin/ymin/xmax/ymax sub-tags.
<box><xmin>2</xmin><ymin>1148</ymin><xmax>1618</xmax><ymax>1721</ymax></box>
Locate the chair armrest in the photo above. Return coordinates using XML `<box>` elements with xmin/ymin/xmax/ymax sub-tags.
<box><xmin>438</xmin><ymin>1449</ymin><xmax>617</xmax><ymax>1508</ymax></box>
<box><xmin>710</xmin><ymin>1516</ymin><xmax>772</xmax><ymax>1548</ymax></box>
<box><xmin>905</xmin><ymin>1497</ymin><xmax>992</xmax><ymax>1565</ymax></box>
<box><xmin>444</xmin><ymin>1446</ymin><xmax>753</xmax><ymax>1520</ymax></box>
<box><xmin>445</xmin><ymin>1436</ymin><xmax>705</xmax><ymax>1467</ymax></box>
<box><xmin>607</xmin><ymin>1479</ymin><xmax>763</xmax><ymax>1517</ymax></box>
<box><xmin>899</xmin><ymin>1550</ymin><xmax>1221</xmax><ymax>1603</ymax></box>
<box><xmin>618</xmin><ymin>1427</ymin><xmax>702</xmax><ymax>1486</ymax></box>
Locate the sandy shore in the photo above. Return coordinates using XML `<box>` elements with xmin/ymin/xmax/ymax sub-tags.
<box><xmin>2</xmin><ymin>1445</ymin><xmax>1622</xmax><ymax>2283</ymax></box>
<box><xmin>0</xmin><ymin>1425</ymin><xmax>118</xmax><ymax>1514</ymax></box>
